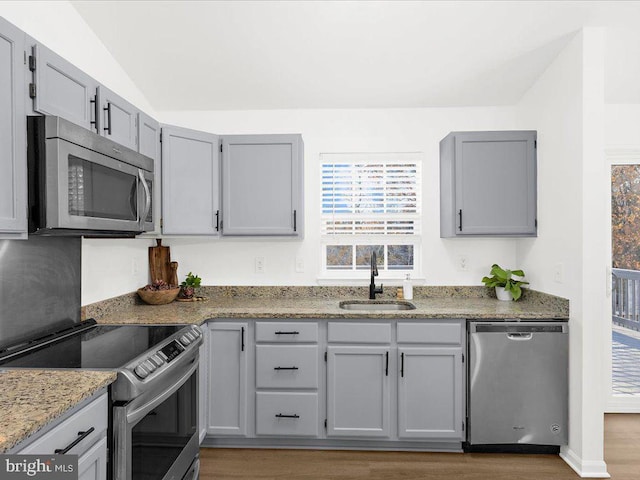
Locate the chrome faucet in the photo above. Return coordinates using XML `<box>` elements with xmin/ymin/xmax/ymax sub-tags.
<box><xmin>369</xmin><ymin>251</ymin><xmax>383</xmax><ymax>299</ymax></box>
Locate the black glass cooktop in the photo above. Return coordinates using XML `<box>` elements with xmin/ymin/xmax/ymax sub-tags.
<box><xmin>0</xmin><ymin>324</ymin><xmax>183</xmax><ymax>369</ymax></box>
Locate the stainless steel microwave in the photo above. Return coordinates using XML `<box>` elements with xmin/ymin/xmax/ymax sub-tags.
<box><xmin>27</xmin><ymin>116</ymin><xmax>154</xmax><ymax>236</ymax></box>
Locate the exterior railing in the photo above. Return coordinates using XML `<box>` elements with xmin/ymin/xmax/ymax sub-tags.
<box><xmin>612</xmin><ymin>268</ymin><xmax>640</xmax><ymax>330</ymax></box>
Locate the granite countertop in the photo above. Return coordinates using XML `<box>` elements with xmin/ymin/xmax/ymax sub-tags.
<box><xmin>0</xmin><ymin>370</ymin><xmax>117</xmax><ymax>453</ymax></box>
<box><xmin>89</xmin><ymin>286</ymin><xmax>569</xmax><ymax>325</ymax></box>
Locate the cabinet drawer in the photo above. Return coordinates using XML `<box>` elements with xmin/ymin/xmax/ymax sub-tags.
<box><xmin>328</xmin><ymin>322</ymin><xmax>391</xmax><ymax>344</ymax></box>
<box><xmin>255</xmin><ymin>322</ymin><xmax>318</xmax><ymax>343</ymax></box>
<box><xmin>20</xmin><ymin>394</ymin><xmax>108</xmax><ymax>454</ymax></box>
<box><xmin>256</xmin><ymin>392</ymin><xmax>318</xmax><ymax>437</ymax></box>
<box><xmin>256</xmin><ymin>345</ymin><xmax>318</xmax><ymax>389</ymax></box>
<box><xmin>397</xmin><ymin>322</ymin><xmax>462</xmax><ymax>345</ymax></box>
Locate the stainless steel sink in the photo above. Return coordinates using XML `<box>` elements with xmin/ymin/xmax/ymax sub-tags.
<box><xmin>339</xmin><ymin>300</ymin><xmax>416</xmax><ymax>311</ymax></box>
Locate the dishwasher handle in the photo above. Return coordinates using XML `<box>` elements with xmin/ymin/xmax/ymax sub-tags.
<box><xmin>507</xmin><ymin>332</ymin><xmax>533</xmax><ymax>340</ymax></box>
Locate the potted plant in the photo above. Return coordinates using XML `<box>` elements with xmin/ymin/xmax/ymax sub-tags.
<box><xmin>179</xmin><ymin>272</ymin><xmax>202</xmax><ymax>299</ymax></box>
<box><xmin>481</xmin><ymin>264</ymin><xmax>529</xmax><ymax>301</ymax></box>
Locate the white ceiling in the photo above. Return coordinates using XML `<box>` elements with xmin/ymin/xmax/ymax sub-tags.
<box><xmin>70</xmin><ymin>0</ymin><xmax>640</xmax><ymax>111</ymax></box>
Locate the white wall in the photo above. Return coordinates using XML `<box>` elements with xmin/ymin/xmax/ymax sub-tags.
<box><xmin>516</xmin><ymin>29</ymin><xmax>608</xmax><ymax>477</ymax></box>
<box><xmin>0</xmin><ymin>1</ymin><xmax>156</xmax><ymax>115</ymax></box>
<box><xmin>606</xmin><ymin>104</ymin><xmax>640</xmax><ymax>145</ymax></box>
<box><xmin>81</xmin><ymin>107</ymin><xmax>522</xmax><ymax>303</ymax></box>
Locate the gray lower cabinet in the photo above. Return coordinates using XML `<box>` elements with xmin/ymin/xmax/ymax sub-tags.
<box><xmin>207</xmin><ymin>322</ymin><xmax>247</xmax><ymax>436</ymax></box>
<box><xmin>326</xmin><ymin>345</ymin><xmax>391</xmax><ymax>438</ymax></box>
<box><xmin>137</xmin><ymin>111</ymin><xmax>161</xmax><ymax>234</ymax></box>
<box><xmin>205</xmin><ymin>318</ymin><xmax>464</xmax><ymax>447</ymax></box>
<box><xmin>0</xmin><ymin>17</ymin><xmax>27</xmax><ymax>238</ymax></box>
<box><xmin>440</xmin><ymin>130</ymin><xmax>537</xmax><ymax>237</ymax></box>
<box><xmin>30</xmin><ymin>42</ymin><xmax>98</xmax><ymax>132</ymax></box>
<box><xmin>96</xmin><ymin>85</ymin><xmax>138</xmax><ymax>150</ymax></box>
<box><xmin>255</xmin><ymin>321</ymin><xmax>320</xmax><ymax>438</ymax></box>
<box><xmin>397</xmin><ymin>347</ymin><xmax>464</xmax><ymax>439</ymax></box>
<box><xmin>397</xmin><ymin>321</ymin><xmax>465</xmax><ymax>440</ymax></box>
<box><xmin>161</xmin><ymin>125</ymin><xmax>220</xmax><ymax>235</ymax></box>
<box><xmin>221</xmin><ymin>134</ymin><xmax>303</xmax><ymax>236</ymax></box>
<box><xmin>16</xmin><ymin>393</ymin><xmax>108</xmax><ymax>480</ymax></box>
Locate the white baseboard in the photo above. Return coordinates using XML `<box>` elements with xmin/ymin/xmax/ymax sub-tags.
<box><xmin>606</xmin><ymin>395</ymin><xmax>640</xmax><ymax>413</ymax></box>
<box><xmin>560</xmin><ymin>448</ymin><xmax>610</xmax><ymax>478</ymax></box>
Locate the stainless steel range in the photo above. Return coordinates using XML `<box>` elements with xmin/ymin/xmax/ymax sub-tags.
<box><xmin>0</xmin><ymin>320</ymin><xmax>203</xmax><ymax>480</ymax></box>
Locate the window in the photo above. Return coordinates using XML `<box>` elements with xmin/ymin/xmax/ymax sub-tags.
<box><xmin>320</xmin><ymin>153</ymin><xmax>422</xmax><ymax>278</ymax></box>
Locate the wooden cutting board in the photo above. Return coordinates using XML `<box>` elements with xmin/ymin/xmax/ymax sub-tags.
<box><xmin>149</xmin><ymin>239</ymin><xmax>172</xmax><ymax>285</ymax></box>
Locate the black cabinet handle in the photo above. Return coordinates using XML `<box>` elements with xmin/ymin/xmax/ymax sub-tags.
<box><xmin>400</xmin><ymin>352</ymin><xmax>404</xmax><ymax>378</ymax></box>
<box><xmin>458</xmin><ymin>209</ymin><xmax>463</xmax><ymax>231</ymax></box>
<box><xmin>241</xmin><ymin>327</ymin><xmax>245</xmax><ymax>352</ymax></box>
<box><xmin>275</xmin><ymin>414</ymin><xmax>300</xmax><ymax>419</ymax></box>
<box><xmin>293</xmin><ymin>210</ymin><xmax>297</xmax><ymax>232</ymax></box>
<box><xmin>103</xmin><ymin>103</ymin><xmax>112</xmax><ymax>135</ymax></box>
<box><xmin>274</xmin><ymin>331</ymin><xmax>299</xmax><ymax>335</ymax></box>
<box><xmin>385</xmin><ymin>351</ymin><xmax>389</xmax><ymax>376</ymax></box>
<box><xmin>274</xmin><ymin>366</ymin><xmax>299</xmax><ymax>371</ymax></box>
<box><xmin>90</xmin><ymin>97</ymin><xmax>98</xmax><ymax>132</ymax></box>
<box><xmin>54</xmin><ymin>427</ymin><xmax>95</xmax><ymax>454</ymax></box>
<box><xmin>215</xmin><ymin>210</ymin><xmax>220</xmax><ymax>231</ymax></box>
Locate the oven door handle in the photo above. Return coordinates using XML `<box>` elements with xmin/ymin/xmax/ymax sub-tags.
<box><xmin>126</xmin><ymin>358</ymin><xmax>198</xmax><ymax>425</ymax></box>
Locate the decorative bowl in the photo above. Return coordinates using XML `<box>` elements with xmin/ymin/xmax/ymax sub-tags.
<box><xmin>137</xmin><ymin>287</ymin><xmax>180</xmax><ymax>305</ymax></box>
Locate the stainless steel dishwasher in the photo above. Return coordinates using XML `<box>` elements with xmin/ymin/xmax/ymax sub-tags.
<box><xmin>467</xmin><ymin>321</ymin><xmax>568</xmax><ymax>448</ymax></box>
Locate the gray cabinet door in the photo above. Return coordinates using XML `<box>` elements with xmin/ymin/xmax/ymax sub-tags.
<box><xmin>0</xmin><ymin>17</ymin><xmax>27</xmax><ymax>237</ymax></box>
<box><xmin>96</xmin><ymin>85</ymin><xmax>138</xmax><ymax>150</ymax></box>
<box><xmin>161</xmin><ymin>125</ymin><xmax>220</xmax><ymax>235</ymax></box>
<box><xmin>221</xmin><ymin>134</ymin><xmax>303</xmax><ymax>236</ymax></box>
<box><xmin>207</xmin><ymin>323</ymin><xmax>248</xmax><ymax>436</ymax></box>
<box><xmin>440</xmin><ymin>131</ymin><xmax>536</xmax><ymax>237</ymax></box>
<box><xmin>31</xmin><ymin>43</ymin><xmax>97</xmax><ymax>132</ymax></box>
<box><xmin>137</xmin><ymin>111</ymin><xmax>160</xmax><ymax>234</ymax></box>
<box><xmin>326</xmin><ymin>346</ymin><xmax>390</xmax><ymax>437</ymax></box>
<box><xmin>397</xmin><ymin>347</ymin><xmax>463</xmax><ymax>439</ymax></box>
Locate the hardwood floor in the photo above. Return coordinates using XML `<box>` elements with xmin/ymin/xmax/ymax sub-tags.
<box><xmin>199</xmin><ymin>414</ymin><xmax>640</xmax><ymax>479</ymax></box>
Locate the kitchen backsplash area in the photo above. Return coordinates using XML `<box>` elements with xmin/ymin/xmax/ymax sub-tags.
<box><xmin>0</xmin><ymin>237</ymin><xmax>81</xmax><ymax>346</ymax></box>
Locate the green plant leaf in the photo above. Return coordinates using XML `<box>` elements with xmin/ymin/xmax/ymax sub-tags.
<box><xmin>511</xmin><ymin>269</ymin><xmax>525</xmax><ymax>277</ymax></box>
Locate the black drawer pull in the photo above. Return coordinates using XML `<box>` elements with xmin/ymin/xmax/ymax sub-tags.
<box><xmin>385</xmin><ymin>351</ymin><xmax>389</xmax><ymax>376</ymax></box>
<box><xmin>274</xmin><ymin>331</ymin><xmax>299</xmax><ymax>335</ymax></box>
<box><xmin>54</xmin><ymin>427</ymin><xmax>95</xmax><ymax>454</ymax></box>
<box><xmin>275</xmin><ymin>414</ymin><xmax>300</xmax><ymax>419</ymax></box>
<box><xmin>103</xmin><ymin>103</ymin><xmax>112</xmax><ymax>135</ymax></box>
<box><xmin>274</xmin><ymin>366</ymin><xmax>299</xmax><ymax>371</ymax></box>
<box><xmin>400</xmin><ymin>352</ymin><xmax>404</xmax><ymax>378</ymax></box>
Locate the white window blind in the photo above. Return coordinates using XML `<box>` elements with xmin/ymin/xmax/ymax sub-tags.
<box><xmin>320</xmin><ymin>153</ymin><xmax>422</xmax><ymax>276</ymax></box>
<box><xmin>321</xmin><ymin>153</ymin><xmax>422</xmax><ymax>236</ymax></box>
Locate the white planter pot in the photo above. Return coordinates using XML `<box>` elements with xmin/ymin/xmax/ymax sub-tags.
<box><xmin>495</xmin><ymin>286</ymin><xmax>512</xmax><ymax>301</ymax></box>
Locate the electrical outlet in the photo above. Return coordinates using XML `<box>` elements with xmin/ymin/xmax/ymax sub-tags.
<box><xmin>255</xmin><ymin>256</ymin><xmax>265</xmax><ymax>274</ymax></box>
<box><xmin>457</xmin><ymin>254</ymin><xmax>469</xmax><ymax>272</ymax></box>
<box><xmin>554</xmin><ymin>263</ymin><xmax>564</xmax><ymax>283</ymax></box>
<box><xmin>295</xmin><ymin>257</ymin><xmax>305</xmax><ymax>273</ymax></box>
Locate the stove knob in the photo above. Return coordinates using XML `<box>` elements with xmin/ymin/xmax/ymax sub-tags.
<box><xmin>185</xmin><ymin>332</ymin><xmax>196</xmax><ymax>342</ymax></box>
<box><xmin>134</xmin><ymin>364</ymin><xmax>150</xmax><ymax>379</ymax></box>
<box><xmin>180</xmin><ymin>335</ymin><xmax>191</xmax><ymax>346</ymax></box>
<box><xmin>150</xmin><ymin>354</ymin><xmax>165</xmax><ymax>367</ymax></box>
<box><xmin>143</xmin><ymin>360</ymin><xmax>157</xmax><ymax>372</ymax></box>
<box><xmin>191</xmin><ymin>327</ymin><xmax>201</xmax><ymax>337</ymax></box>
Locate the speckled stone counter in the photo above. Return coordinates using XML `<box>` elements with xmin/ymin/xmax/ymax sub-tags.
<box><xmin>90</xmin><ymin>286</ymin><xmax>569</xmax><ymax>325</ymax></box>
<box><xmin>0</xmin><ymin>370</ymin><xmax>117</xmax><ymax>453</ymax></box>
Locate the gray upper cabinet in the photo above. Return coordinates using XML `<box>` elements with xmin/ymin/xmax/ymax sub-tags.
<box><xmin>0</xmin><ymin>17</ymin><xmax>27</xmax><ymax>238</ymax></box>
<box><xmin>440</xmin><ymin>131</ymin><xmax>537</xmax><ymax>237</ymax></box>
<box><xmin>221</xmin><ymin>134</ymin><xmax>303</xmax><ymax>236</ymax></box>
<box><xmin>161</xmin><ymin>125</ymin><xmax>220</xmax><ymax>235</ymax></box>
<box><xmin>96</xmin><ymin>85</ymin><xmax>138</xmax><ymax>150</ymax></box>
<box><xmin>30</xmin><ymin>43</ymin><xmax>98</xmax><ymax>132</ymax></box>
<box><xmin>137</xmin><ymin>111</ymin><xmax>160</xmax><ymax>234</ymax></box>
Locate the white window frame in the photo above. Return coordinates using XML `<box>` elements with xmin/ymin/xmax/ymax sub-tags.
<box><xmin>318</xmin><ymin>152</ymin><xmax>423</xmax><ymax>283</ymax></box>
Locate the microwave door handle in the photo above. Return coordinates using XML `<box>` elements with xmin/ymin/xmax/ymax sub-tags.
<box><xmin>138</xmin><ymin>170</ymin><xmax>151</xmax><ymax>228</ymax></box>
